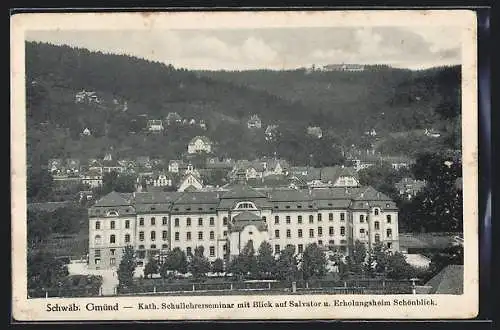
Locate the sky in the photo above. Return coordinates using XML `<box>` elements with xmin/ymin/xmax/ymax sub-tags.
<box><xmin>26</xmin><ymin>27</ymin><xmax>462</xmax><ymax>71</ymax></box>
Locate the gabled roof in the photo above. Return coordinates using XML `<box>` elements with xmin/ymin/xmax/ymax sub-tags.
<box><xmin>320</xmin><ymin>166</ymin><xmax>358</xmax><ymax>183</ymax></box>
<box><xmin>424</xmin><ymin>265</ymin><xmax>463</xmax><ymax>294</ymax></box>
<box><xmin>93</xmin><ymin>191</ymin><xmax>131</xmax><ymax>207</ymax></box>
<box><xmin>221</xmin><ymin>184</ymin><xmax>267</xmax><ymax>199</ymax></box>
<box><xmin>174</xmin><ymin>191</ymin><xmax>220</xmax><ymax>205</ymax></box>
<box><xmin>183</xmin><ymin>185</ymin><xmax>199</xmax><ymax>192</ymax></box>
<box><xmin>268</xmin><ymin>189</ymin><xmax>311</xmax><ymax>202</ymax></box>
<box><xmin>189</xmin><ymin>136</ymin><xmax>212</xmax><ymax>145</ymax></box>
<box><xmin>353</xmin><ymin>186</ymin><xmax>392</xmax><ymax>201</ymax></box>
<box><xmin>133</xmin><ymin>192</ymin><xmax>181</xmax><ymax>204</ymax></box>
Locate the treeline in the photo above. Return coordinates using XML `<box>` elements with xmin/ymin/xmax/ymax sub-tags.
<box><xmin>359</xmin><ymin>150</ymin><xmax>463</xmax><ymax>233</ymax></box>
<box><xmin>26</xmin><ymin>41</ymin><xmax>461</xmax><ymax>166</ymax></box>
<box><xmin>200</xmin><ymin>64</ymin><xmax>461</xmax><ymax>135</ymax></box>
<box><xmin>117</xmin><ymin>240</ymin><xmax>425</xmax><ymax>292</ymax></box>
<box><xmin>27</xmin><ymin>206</ymin><xmax>88</xmax><ymax>245</ymax></box>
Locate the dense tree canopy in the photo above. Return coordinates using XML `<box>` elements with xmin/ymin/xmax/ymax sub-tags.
<box><xmin>26</xmin><ymin>41</ymin><xmax>461</xmax><ymax>165</ymax></box>
<box><xmin>27</xmin><ymin>251</ymin><xmax>69</xmax><ymax>290</ymax></box>
<box><xmin>117</xmin><ymin>246</ymin><xmax>137</xmax><ymax>289</ymax></box>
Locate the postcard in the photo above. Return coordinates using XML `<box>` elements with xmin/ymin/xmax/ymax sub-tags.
<box><xmin>11</xmin><ymin>9</ymin><xmax>478</xmax><ymax>321</ymax></box>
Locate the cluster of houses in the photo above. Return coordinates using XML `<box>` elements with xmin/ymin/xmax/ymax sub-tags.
<box><xmin>144</xmin><ymin>113</ymin><xmax>208</xmax><ymax>134</ymax></box>
<box><xmin>246</xmin><ymin>114</ymin><xmax>323</xmax><ymax>140</ymax></box>
<box><xmin>46</xmin><ymin>128</ymin><xmax>431</xmax><ymax>203</ymax></box>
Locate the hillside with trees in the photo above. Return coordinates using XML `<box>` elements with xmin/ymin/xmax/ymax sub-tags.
<box><xmin>26</xmin><ymin>41</ymin><xmax>461</xmax><ymax>167</ymax></box>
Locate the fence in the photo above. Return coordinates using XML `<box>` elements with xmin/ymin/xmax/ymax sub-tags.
<box><xmin>117</xmin><ymin>279</ymin><xmax>415</xmax><ymax>295</ymax></box>
<box><xmin>28</xmin><ymin>286</ymin><xmax>101</xmax><ymax>298</ymax></box>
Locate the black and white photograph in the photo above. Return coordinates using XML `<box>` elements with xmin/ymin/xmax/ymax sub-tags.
<box><xmin>11</xmin><ymin>10</ymin><xmax>478</xmax><ymax>320</ymax></box>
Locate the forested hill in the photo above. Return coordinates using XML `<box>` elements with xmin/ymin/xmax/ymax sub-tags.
<box><xmin>26</xmin><ymin>41</ymin><xmax>461</xmax><ymax>166</ymax></box>
<box><xmin>26</xmin><ymin>41</ymin><xmax>312</xmax><ymax>127</ymax></box>
<box><xmin>199</xmin><ymin>65</ymin><xmax>461</xmax><ymax>134</ymax></box>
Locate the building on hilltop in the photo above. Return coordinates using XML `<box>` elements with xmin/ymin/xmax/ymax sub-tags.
<box><xmin>87</xmin><ymin>184</ymin><xmax>400</xmax><ymax>269</ymax></box>
<box><xmin>322</xmin><ymin>64</ymin><xmax>365</xmax><ymax>72</ymax></box>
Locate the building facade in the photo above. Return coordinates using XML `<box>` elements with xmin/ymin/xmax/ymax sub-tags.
<box><xmin>87</xmin><ymin>185</ymin><xmax>399</xmax><ymax>269</ymax></box>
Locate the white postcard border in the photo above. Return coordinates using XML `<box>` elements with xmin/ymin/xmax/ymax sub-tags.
<box><xmin>11</xmin><ymin>10</ymin><xmax>479</xmax><ymax>321</ymax></box>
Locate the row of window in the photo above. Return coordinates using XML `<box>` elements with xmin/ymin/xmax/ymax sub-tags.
<box><xmin>139</xmin><ymin>217</ymin><xmax>168</xmax><ymax>226</ymax></box>
<box><xmin>173</xmin><ymin>217</ymin><xmax>215</xmax><ymax>227</ymax></box>
<box><xmin>172</xmin><ymin>231</ymin><xmax>217</xmax><ymax>241</ymax></box>
<box><xmin>95</xmin><ymin>213</ymin><xmax>393</xmax><ymax>230</ymax></box>
<box><xmin>358</xmin><ymin>228</ymin><xmax>393</xmax><ymax>239</ymax></box>
<box><xmin>273</xmin><ymin>213</ymin><xmax>345</xmax><ymax>225</ymax></box>
<box><xmin>274</xmin><ymin>226</ymin><xmax>346</xmax><ymax>239</ymax></box>
<box><xmin>359</xmin><ymin>214</ymin><xmax>392</xmax><ymax>223</ymax></box>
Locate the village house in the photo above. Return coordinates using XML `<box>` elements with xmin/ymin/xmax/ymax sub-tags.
<box><xmin>247</xmin><ymin>114</ymin><xmax>262</xmax><ymax>129</ymax></box>
<box><xmin>187</xmin><ymin>136</ymin><xmax>212</xmax><ymax>154</ymax></box>
<box><xmin>306</xmin><ymin>126</ymin><xmax>323</xmax><ymax>139</ymax></box>
<box><xmin>75</xmin><ymin>90</ymin><xmax>101</xmax><ymax>104</ymax></box>
<box><xmin>48</xmin><ymin>158</ymin><xmax>64</xmax><ymax>174</ymax></box>
<box><xmin>381</xmin><ymin>156</ymin><xmax>414</xmax><ymax>171</ymax></box>
<box><xmin>263</xmin><ymin>158</ymin><xmax>289</xmax><ymax>177</ymax></box>
<box><xmin>320</xmin><ymin>166</ymin><xmax>360</xmax><ymax>187</ymax></box>
<box><xmin>178</xmin><ymin>172</ymin><xmax>204</xmax><ymax>192</ymax></box>
<box><xmin>189</xmin><ymin>118</ymin><xmax>197</xmax><ymax>126</ymax></box>
<box><xmin>364</xmin><ymin>128</ymin><xmax>377</xmax><ymax>137</ymax></box>
<box><xmin>136</xmin><ymin>156</ymin><xmax>152</xmax><ymax>169</ymax></box>
<box><xmin>65</xmin><ymin>158</ymin><xmax>81</xmax><ymax>176</ymax></box>
<box><xmin>81</xmin><ymin>128</ymin><xmax>92</xmax><ymax>136</ymax></box>
<box><xmin>80</xmin><ymin>169</ymin><xmax>104</xmax><ymax>188</ymax></box>
<box><xmin>151</xmin><ymin>172</ymin><xmax>174</xmax><ymax>188</ymax></box>
<box><xmin>147</xmin><ymin>119</ymin><xmax>164</xmax><ymax>133</ymax></box>
<box><xmin>199</xmin><ymin>120</ymin><xmax>207</xmax><ymax>130</ymax></box>
<box><xmin>168</xmin><ymin>160</ymin><xmax>187</xmax><ymax>173</ymax></box>
<box><xmin>166</xmin><ymin>112</ymin><xmax>182</xmax><ymax>125</ymax></box>
<box><xmin>205</xmin><ymin>157</ymin><xmax>235</xmax><ymax>170</ymax></box>
<box><xmin>264</xmin><ymin>124</ymin><xmax>279</xmax><ymax>141</ymax></box>
<box><xmin>395</xmin><ymin>177</ymin><xmax>427</xmax><ymax>200</ymax></box>
<box><xmin>424</xmin><ymin>128</ymin><xmax>441</xmax><ymax>138</ymax></box>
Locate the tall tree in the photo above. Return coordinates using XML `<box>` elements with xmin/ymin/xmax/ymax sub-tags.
<box><xmin>211</xmin><ymin>258</ymin><xmax>224</xmax><ymax>275</ymax></box>
<box><xmin>189</xmin><ymin>246</ymin><xmax>211</xmax><ymax>280</ymax></box>
<box><xmin>27</xmin><ymin>251</ymin><xmax>69</xmax><ymax>290</ymax></box>
<box><xmin>256</xmin><ymin>241</ymin><xmax>275</xmax><ymax>278</ymax></box>
<box><xmin>386</xmin><ymin>252</ymin><xmax>414</xmax><ymax>280</ymax></box>
<box><xmin>240</xmin><ymin>240</ymin><xmax>258</xmax><ymax>277</ymax></box>
<box><xmin>143</xmin><ymin>257</ymin><xmax>159</xmax><ymax>279</ymax></box>
<box><xmin>370</xmin><ymin>242</ymin><xmax>390</xmax><ymax>273</ymax></box>
<box><xmin>160</xmin><ymin>247</ymin><xmax>188</xmax><ymax>277</ymax></box>
<box><xmin>117</xmin><ymin>246</ymin><xmax>137</xmax><ymax>289</ymax></box>
<box><xmin>301</xmin><ymin>243</ymin><xmax>327</xmax><ymax>280</ymax></box>
<box><xmin>275</xmin><ymin>245</ymin><xmax>298</xmax><ymax>282</ymax></box>
<box><xmin>349</xmin><ymin>240</ymin><xmax>368</xmax><ymax>274</ymax></box>
<box><xmin>27</xmin><ymin>168</ymin><xmax>54</xmax><ymax>202</ymax></box>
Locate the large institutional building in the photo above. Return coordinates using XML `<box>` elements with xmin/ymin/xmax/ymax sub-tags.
<box><xmin>87</xmin><ymin>184</ymin><xmax>399</xmax><ymax>269</ymax></box>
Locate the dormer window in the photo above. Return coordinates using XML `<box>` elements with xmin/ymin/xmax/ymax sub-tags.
<box><xmin>235</xmin><ymin>201</ymin><xmax>257</xmax><ymax>210</ymax></box>
<box><xmin>107</xmin><ymin>210</ymin><xmax>119</xmax><ymax>217</ymax></box>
